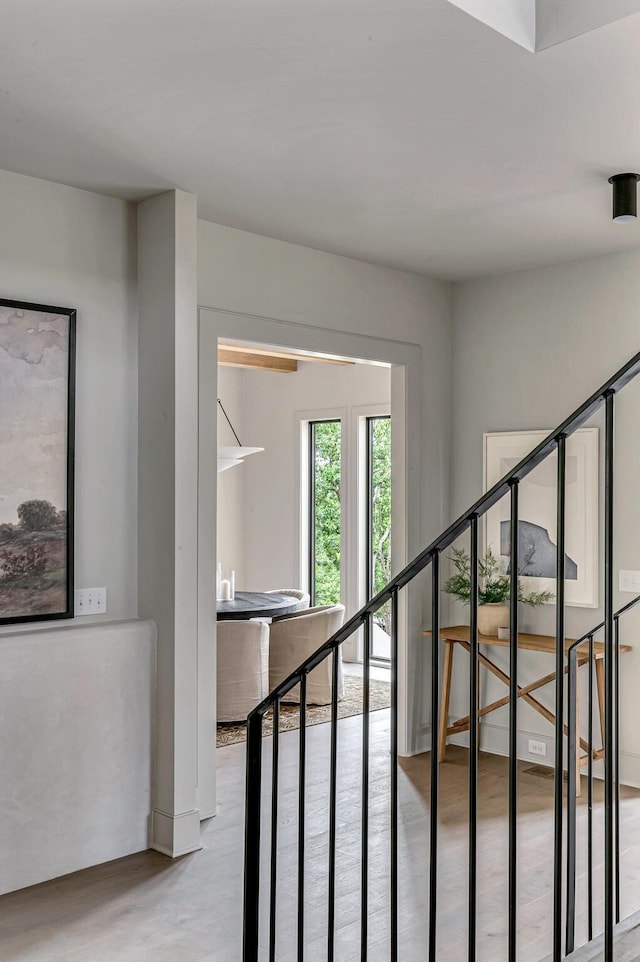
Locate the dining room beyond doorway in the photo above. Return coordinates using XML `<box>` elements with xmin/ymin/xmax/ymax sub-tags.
<box><xmin>215</xmin><ymin>339</ymin><xmax>393</xmax><ymax>746</ymax></box>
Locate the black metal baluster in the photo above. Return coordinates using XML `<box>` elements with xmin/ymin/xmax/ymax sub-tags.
<box><xmin>429</xmin><ymin>552</ymin><xmax>440</xmax><ymax>962</ymax></box>
<box><xmin>362</xmin><ymin>613</ymin><xmax>371</xmax><ymax>961</ymax></box>
<box><xmin>615</xmin><ymin>614</ymin><xmax>621</xmax><ymax>925</ymax></box>
<box><xmin>588</xmin><ymin>633</ymin><xmax>594</xmax><ymax>943</ymax></box>
<box><xmin>243</xmin><ymin>712</ymin><xmax>264</xmax><ymax>962</ymax></box>
<box><xmin>509</xmin><ymin>482</ymin><xmax>519</xmax><ymax>962</ymax></box>
<box><xmin>604</xmin><ymin>391</ymin><xmax>615</xmax><ymax>962</ymax></box>
<box><xmin>566</xmin><ymin>648</ymin><xmax>578</xmax><ymax>955</ymax></box>
<box><xmin>390</xmin><ymin>589</ymin><xmax>399</xmax><ymax>962</ymax></box>
<box><xmin>238</xmin><ymin>351</ymin><xmax>640</xmax><ymax>962</ymax></box>
<box><xmin>328</xmin><ymin>650</ymin><xmax>339</xmax><ymax>962</ymax></box>
<box><xmin>298</xmin><ymin>674</ymin><xmax>307</xmax><ymax>962</ymax></box>
<box><xmin>469</xmin><ymin>516</ymin><xmax>479</xmax><ymax>962</ymax></box>
<box><xmin>553</xmin><ymin>435</ymin><xmax>566</xmax><ymax>962</ymax></box>
<box><xmin>269</xmin><ymin>702</ymin><xmax>280</xmax><ymax>962</ymax></box>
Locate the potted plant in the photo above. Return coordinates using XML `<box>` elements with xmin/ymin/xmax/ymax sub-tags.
<box><xmin>443</xmin><ymin>546</ymin><xmax>553</xmax><ymax>636</ymax></box>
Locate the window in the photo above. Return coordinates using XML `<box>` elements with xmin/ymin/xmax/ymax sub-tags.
<box><xmin>366</xmin><ymin>416</ymin><xmax>391</xmax><ymax>663</ymax></box>
<box><xmin>303</xmin><ymin>410</ymin><xmax>392</xmax><ymax>663</ymax></box>
<box><xmin>308</xmin><ymin>419</ymin><xmax>342</xmax><ymax>606</ymax></box>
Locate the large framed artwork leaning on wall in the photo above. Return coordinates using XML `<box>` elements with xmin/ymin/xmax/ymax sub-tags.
<box><xmin>0</xmin><ymin>299</ymin><xmax>76</xmax><ymax>624</ymax></box>
<box><xmin>484</xmin><ymin>428</ymin><xmax>599</xmax><ymax>608</ymax></box>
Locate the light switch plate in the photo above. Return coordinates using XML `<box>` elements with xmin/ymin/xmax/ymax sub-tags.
<box><xmin>74</xmin><ymin>587</ymin><xmax>107</xmax><ymax>615</ymax></box>
<box><xmin>619</xmin><ymin>570</ymin><xmax>640</xmax><ymax>593</ymax></box>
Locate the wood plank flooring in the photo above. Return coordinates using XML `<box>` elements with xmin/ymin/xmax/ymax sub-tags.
<box><xmin>2</xmin><ymin>709</ymin><xmax>640</xmax><ymax>961</ymax></box>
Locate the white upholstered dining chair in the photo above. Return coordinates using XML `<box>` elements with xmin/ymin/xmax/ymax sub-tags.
<box><xmin>216</xmin><ymin>619</ymin><xmax>269</xmax><ymax>722</ymax></box>
<box><xmin>266</xmin><ymin>587</ymin><xmax>310</xmax><ymax>610</ymax></box>
<box><xmin>268</xmin><ymin>604</ymin><xmax>345</xmax><ymax>705</ymax></box>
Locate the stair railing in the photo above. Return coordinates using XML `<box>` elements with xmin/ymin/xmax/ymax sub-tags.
<box><xmin>565</xmin><ymin>593</ymin><xmax>640</xmax><ymax>954</ymax></box>
<box><xmin>243</xmin><ymin>349</ymin><xmax>640</xmax><ymax>962</ymax></box>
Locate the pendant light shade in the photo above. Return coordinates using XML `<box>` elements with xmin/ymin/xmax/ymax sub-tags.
<box><xmin>608</xmin><ymin>173</ymin><xmax>640</xmax><ymax>223</ymax></box>
<box><xmin>218</xmin><ymin>445</ymin><xmax>264</xmax><ymax>461</ymax></box>
<box><xmin>218</xmin><ymin>457</ymin><xmax>245</xmax><ymax>473</ymax></box>
<box><xmin>217</xmin><ymin>399</ymin><xmax>264</xmax><ymax>473</ymax></box>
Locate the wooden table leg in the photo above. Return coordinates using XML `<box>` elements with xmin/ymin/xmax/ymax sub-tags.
<box><xmin>459</xmin><ymin>642</ymin><xmax>591</xmax><ymax>755</ymax></box>
<box><xmin>439</xmin><ymin>641</ymin><xmax>454</xmax><ymax>762</ymax></box>
<box><xmin>595</xmin><ymin>657</ymin><xmax>606</xmax><ymax>751</ymax></box>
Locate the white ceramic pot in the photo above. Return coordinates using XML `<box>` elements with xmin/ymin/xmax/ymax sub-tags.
<box><xmin>477</xmin><ymin>603</ymin><xmax>509</xmax><ymax>636</ymax></box>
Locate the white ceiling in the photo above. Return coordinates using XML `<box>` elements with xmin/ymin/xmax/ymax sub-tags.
<box><xmin>2</xmin><ymin>0</ymin><xmax>640</xmax><ymax>279</ymax></box>
<box><xmin>446</xmin><ymin>0</ymin><xmax>640</xmax><ymax>52</ymax></box>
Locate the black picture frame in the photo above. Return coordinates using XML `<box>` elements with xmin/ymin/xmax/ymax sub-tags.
<box><xmin>0</xmin><ymin>298</ymin><xmax>77</xmax><ymax>625</ymax></box>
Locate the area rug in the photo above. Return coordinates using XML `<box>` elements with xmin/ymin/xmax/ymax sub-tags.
<box><xmin>217</xmin><ymin>674</ymin><xmax>391</xmax><ymax>748</ymax></box>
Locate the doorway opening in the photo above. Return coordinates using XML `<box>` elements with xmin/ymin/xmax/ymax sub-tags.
<box><xmin>215</xmin><ymin>337</ymin><xmax>393</xmax><ymax>747</ymax></box>
<box><xmin>197</xmin><ymin>306</ymin><xmax>419</xmax><ymax>817</ymax></box>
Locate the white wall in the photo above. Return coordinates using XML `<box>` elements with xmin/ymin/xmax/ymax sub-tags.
<box><xmin>451</xmin><ymin>248</ymin><xmax>640</xmax><ymax>782</ymax></box>
<box><xmin>198</xmin><ymin>220</ymin><xmax>453</xmax><ymax>755</ymax></box>
<box><xmin>0</xmin><ymin>169</ymin><xmax>153</xmax><ymax>893</ymax></box>
<box><xmin>240</xmin><ymin>359</ymin><xmax>390</xmax><ymax>598</ymax></box>
<box><xmin>0</xmin><ymin>620</ymin><xmax>155</xmax><ymax>895</ymax></box>
<box><xmin>216</xmin><ymin>365</ymin><xmax>246</xmax><ymax>582</ymax></box>
<box><xmin>0</xmin><ymin>169</ymin><xmax>138</xmax><ymax>625</ymax></box>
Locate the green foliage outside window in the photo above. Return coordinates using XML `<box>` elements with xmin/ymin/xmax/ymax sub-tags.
<box><xmin>312</xmin><ymin>421</ymin><xmax>342</xmax><ymax>606</ymax></box>
<box><xmin>369</xmin><ymin>418</ymin><xmax>392</xmax><ymax>635</ymax></box>
<box><xmin>311</xmin><ymin>417</ymin><xmax>392</xmax><ymax>640</ymax></box>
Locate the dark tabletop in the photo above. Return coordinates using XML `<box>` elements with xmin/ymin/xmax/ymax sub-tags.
<box><xmin>216</xmin><ymin>590</ymin><xmax>301</xmax><ymax>621</ymax></box>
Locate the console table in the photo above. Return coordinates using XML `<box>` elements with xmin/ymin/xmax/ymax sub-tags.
<box><xmin>423</xmin><ymin>625</ymin><xmax>631</xmax><ymax>789</ymax></box>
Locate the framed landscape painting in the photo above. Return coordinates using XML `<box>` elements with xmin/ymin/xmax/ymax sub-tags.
<box><xmin>484</xmin><ymin>428</ymin><xmax>599</xmax><ymax>608</ymax></box>
<box><xmin>0</xmin><ymin>299</ymin><xmax>75</xmax><ymax>624</ymax></box>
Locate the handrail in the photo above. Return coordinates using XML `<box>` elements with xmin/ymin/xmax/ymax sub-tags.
<box><xmin>565</xmin><ymin>593</ymin><xmax>640</xmax><ymax>953</ymax></box>
<box><xmin>244</xmin><ymin>347</ymin><xmax>640</xmax><ymax>962</ymax></box>
<box><xmin>567</xmin><ymin>592</ymin><xmax>640</xmax><ymax>654</ymax></box>
<box><xmin>249</xmin><ymin>348</ymin><xmax>640</xmax><ymax>719</ymax></box>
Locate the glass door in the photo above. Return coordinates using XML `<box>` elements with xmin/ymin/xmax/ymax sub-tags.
<box><xmin>365</xmin><ymin>415</ymin><xmax>391</xmax><ymax>664</ymax></box>
<box><xmin>308</xmin><ymin>419</ymin><xmax>342</xmax><ymax>606</ymax></box>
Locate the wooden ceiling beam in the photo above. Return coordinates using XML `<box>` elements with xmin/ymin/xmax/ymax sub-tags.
<box><xmin>218</xmin><ymin>342</ymin><xmax>354</xmax><ymax>367</ymax></box>
<box><xmin>218</xmin><ymin>348</ymin><xmax>297</xmax><ymax>373</ymax></box>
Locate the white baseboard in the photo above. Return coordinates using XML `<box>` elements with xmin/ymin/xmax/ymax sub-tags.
<box><xmin>151</xmin><ymin>808</ymin><xmax>202</xmax><ymax>857</ymax></box>
<box><xmin>413</xmin><ymin>717</ymin><xmax>640</xmax><ymax>789</ymax></box>
<box><xmin>620</xmin><ymin>752</ymin><xmax>640</xmax><ymax>788</ymax></box>
<box><xmin>413</xmin><ymin>724</ymin><xmax>432</xmax><ymax>756</ymax></box>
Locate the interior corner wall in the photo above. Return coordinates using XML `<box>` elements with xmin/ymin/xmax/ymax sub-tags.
<box><xmin>450</xmin><ymin>248</ymin><xmax>640</xmax><ymax>783</ymax></box>
<box><xmin>198</xmin><ymin>220</ymin><xmax>454</xmax><ymax>755</ymax></box>
<box><xmin>0</xmin><ymin>169</ymin><xmax>149</xmax><ymax>894</ymax></box>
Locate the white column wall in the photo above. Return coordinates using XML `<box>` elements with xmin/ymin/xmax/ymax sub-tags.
<box><xmin>138</xmin><ymin>190</ymin><xmax>201</xmax><ymax>852</ymax></box>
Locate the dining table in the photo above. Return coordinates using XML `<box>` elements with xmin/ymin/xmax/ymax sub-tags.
<box><xmin>216</xmin><ymin>590</ymin><xmax>302</xmax><ymax>621</ymax></box>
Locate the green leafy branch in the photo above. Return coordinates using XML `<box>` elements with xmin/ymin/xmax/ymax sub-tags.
<box><xmin>443</xmin><ymin>547</ymin><xmax>554</xmax><ymax>607</ymax></box>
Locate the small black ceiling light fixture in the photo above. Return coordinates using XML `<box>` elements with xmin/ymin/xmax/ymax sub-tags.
<box><xmin>608</xmin><ymin>172</ymin><xmax>640</xmax><ymax>223</ymax></box>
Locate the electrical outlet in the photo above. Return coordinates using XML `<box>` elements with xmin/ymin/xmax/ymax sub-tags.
<box><xmin>528</xmin><ymin>739</ymin><xmax>547</xmax><ymax>758</ymax></box>
<box><xmin>74</xmin><ymin>587</ymin><xmax>107</xmax><ymax>616</ymax></box>
<box><xmin>619</xmin><ymin>570</ymin><xmax>640</xmax><ymax>593</ymax></box>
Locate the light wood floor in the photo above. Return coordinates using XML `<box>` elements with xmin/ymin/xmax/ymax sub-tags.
<box><xmin>2</xmin><ymin>710</ymin><xmax>640</xmax><ymax>961</ymax></box>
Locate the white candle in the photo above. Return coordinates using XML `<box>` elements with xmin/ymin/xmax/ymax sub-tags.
<box><xmin>219</xmin><ymin>579</ymin><xmax>232</xmax><ymax>601</ymax></box>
